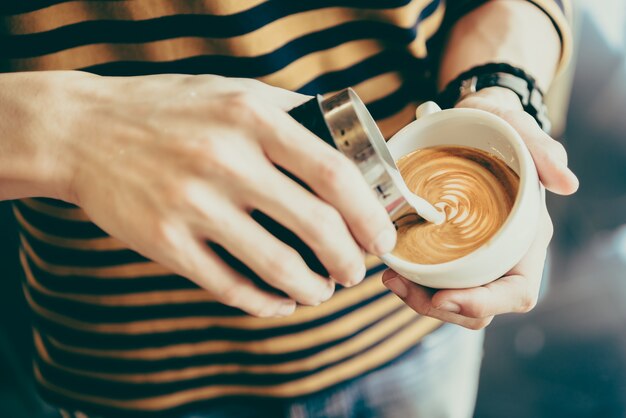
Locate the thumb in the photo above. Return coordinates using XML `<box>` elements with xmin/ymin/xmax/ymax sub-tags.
<box><xmin>508</xmin><ymin>112</ymin><xmax>579</xmax><ymax>195</ymax></box>
<box><xmin>233</xmin><ymin>77</ymin><xmax>311</xmax><ymax>111</ymax></box>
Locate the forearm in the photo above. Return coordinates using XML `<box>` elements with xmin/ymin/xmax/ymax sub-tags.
<box><xmin>439</xmin><ymin>0</ymin><xmax>562</xmax><ymax>92</ymax></box>
<box><xmin>0</xmin><ymin>71</ymin><xmax>90</xmax><ymax>202</ymax></box>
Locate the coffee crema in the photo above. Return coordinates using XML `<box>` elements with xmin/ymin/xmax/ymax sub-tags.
<box><xmin>393</xmin><ymin>146</ymin><xmax>520</xmax><ymax>264</ymax></box>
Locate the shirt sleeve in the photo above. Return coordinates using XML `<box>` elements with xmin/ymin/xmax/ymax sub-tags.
<box><xmin>443</xmin><ymin>0</ymin><xmax>573</xmax><ymax>75</ymax></box>
<box><xmin>525</xmin><ymin>0</ymin><xmax>573</xmax><ymax>75</ymax></box>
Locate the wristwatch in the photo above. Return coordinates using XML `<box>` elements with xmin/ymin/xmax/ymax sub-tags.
<box><xmin>437</xmin><ymin>63</ymin><xmax>551</xmax><ymax>133</ymax></box>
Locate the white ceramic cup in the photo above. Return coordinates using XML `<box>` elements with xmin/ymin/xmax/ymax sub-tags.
<box><xmin>380</xmin><ymin>102</ymin><xmax>543</xmax><ymax>289</ymax></box>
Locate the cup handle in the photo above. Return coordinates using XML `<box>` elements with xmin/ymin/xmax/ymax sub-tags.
<box><xmin>415</xmin><ymin>101</ymin><xmax>442</xmax><ymax>120</ymax></box>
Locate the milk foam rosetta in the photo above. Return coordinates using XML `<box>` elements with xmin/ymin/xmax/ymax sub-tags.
<box><xmin>393</xmin><ymin>146</ymin><xmax>520</xmax><ymax>265</ymax></box>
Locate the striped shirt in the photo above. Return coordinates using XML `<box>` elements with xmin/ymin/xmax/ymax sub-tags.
<box><xmin>1</xmin><ymin>1</ymin><xmax>571</xmax><ymax>416</ymax></box>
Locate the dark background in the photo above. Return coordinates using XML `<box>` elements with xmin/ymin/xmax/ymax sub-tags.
<box><xmin>2</xmin><ymin>2</ymin><xmax>626</xmax><ymax>417</ymax></box>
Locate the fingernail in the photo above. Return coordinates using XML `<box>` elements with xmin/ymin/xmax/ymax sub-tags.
<box><xmin>437</xmin><ymin>301</ymin><xmax>461</xmax><ymax>314</ymax></box>
<box><xmin>568</xmin><ymin>170</ymin><xmax>580</xmax><ymax>188</ymax></box>
<box><xmin>321</xmin><ymin>280</ymin><xmax>336</xmax><ymax>301</ymax></box>
<box><xmin>276</xmin><ymin>301</ymin><xmax>296</xmax><ymax>317</ymax></box>
<box><xmin>384</xmin><ymin>277</ymin><xmax>408</xmax><ymax>299</ymax></box>
<box><xmin>347</xmin><ymin>263</ymin><xmax>367</xmax><ymax>287</ymax></box>
<box><xmin>373</xmin><ymin>228</ymin><xmax>397</xmax><ymax>255</ymax></box>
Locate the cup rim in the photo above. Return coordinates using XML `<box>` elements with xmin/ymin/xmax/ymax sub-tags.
<box><xmin>381</xmin><ymin>106</ymin><xmax>537</xmax><ymax>273</ymax></box>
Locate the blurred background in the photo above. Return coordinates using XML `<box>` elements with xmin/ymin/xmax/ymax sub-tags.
<box><xmin>1</xmin><ymin>0</ymin><xmax>625</xmax><ymax>417</ymax></box>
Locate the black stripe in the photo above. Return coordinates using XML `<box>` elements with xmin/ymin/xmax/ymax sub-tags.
<box><xmin>31</xmin><ymin>284</ymin><xmax>389</xmax><ymax>350</ymax></box>
<box><xmin>78</xmin><ymin>19</ymin><xmax>421</xmax><ymax>77</ymax></box>
<box><xmin>0</xmin><ymin>0</ymin><xmax>74</xmax><ymax>15</ymax></box>
<box><xmin>35</xmin><ymin>333</ymin><xmax>425</xmax><ymax>418</ymax></box>
<box><xmin>19</xmin><ymin>238</ymin><xmax>384</xmax><ymax>297</ymax></box>
<box><xmin>367</xmin><ymin>81</ymin><xmax>416</xmax><ymax>121</ymax></box>
<box><xmin>36</xmin><ymin>305</ymin><xmax>413</xmax><ymax>398</ymax></box>
<box><xmin>1</xmin><ymin>0</ymin><xmax>415</xmax><ymax>57</ymax></box>
<box><xmin>30</xmin><ymin>197</ymin><xmax>80</xmax><ymax>209</ymax></box>
<box><xmin>21</xmin><ymin>251</ymin><xmax>197</xmax><ymax>294</ymax></box>
<box><xmin>1</xmin><ymin>0</ymin><xmax>413</xmax><ymax>17</ymax></box>
<box><xmin>297</xmin><ymin>57</ymin><xmax>424</xmax><ymax>120</ymax></box>
<box><xmin>14</xmin><ymin>200</ymin><xmax>107</xmax><ymax>238</ymax></box>
<box><xmin>27</xmin><ymin>270</ymin><xmax>384</xmax><ymax>324</ymax></box>
<box><xmin>296</xmin><ymin>50</ymin><xmax>420</xmax><ymax>96</ymax></box>
<box><xmin>20</xmin><ymin>230</ymin><xmax>149</xmax><ymax>267</ymax></box>
<box><xmin>40</xmin><ymin>297</ymin><xmax>399</xmax><ymax>374</ymax></box>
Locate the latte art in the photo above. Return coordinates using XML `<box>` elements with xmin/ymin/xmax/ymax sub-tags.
<box><xmin>393</xmin><ymin>146</ymin><xmax>519</xmax><ymax>264</ymax></box>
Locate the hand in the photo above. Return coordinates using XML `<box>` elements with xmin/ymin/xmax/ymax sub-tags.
<box><xmin>46</xmin><ymin>73</ymin><xmax>396</xmax><ymax>317</ymax></box>
<box><xmin>383</xmin><ymin>87</ymin><xmax>578</xmax><ymax>329</ymax></box>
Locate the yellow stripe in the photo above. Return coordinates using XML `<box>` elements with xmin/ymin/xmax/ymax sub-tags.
<box><xmin>9</xmin><ymin>1</ymin><xmax>422</xmax><ymax>35</ymax></box>
<box><xmin>13</xmin><ymin>38</ymin><xmax>382</xmax><ymax>91</ymax></box>
<box><xmin>406</xmin><ymin>0</ymin><xmax>446</xmax><ymax>58</ymax></box>
<box><xmin>34</xmin><ymin>316</ymin><xmax>441</xmax><ymax>410</ymax></box>
<box><xmin>23</xmin><ymin>249</ymin><xmax>386</xmax><ymax>328</ymax></box>
<box><xmin>35</xmin><ymin>291</ymin><xmax>401</xmax><ymax>354</ymax></box>
<box><xmin>20</xmin><ymin>250</ymin><xmax>216</xmax><ymax>305</ymax></box>
<box><xmin>35</xmin><ymin>306</ymin><xmax>423</xmax><ymax>382</ymax></box>
<box><xmin>9</xmin><ymin>1</ymin><xmax>268</xmax><ymax>33</ymax></box>
<box><xmin>58</xmin><ymin>410</ymin><xmax>72</xmax><ymax>418</ymax></box>
<box><xmin>347</xmin><ymin>71</ymin><xmax>404</xmax><ymax>107</ymax></box>
<box><xmin>14</xmin><ymin>206</ymin><xmax>124</xmax><ymax>251</ymax></box>
<box><xmin>9</xmin><ymin>2</ymin><xmax>427</xmax><ymax>72</ymax></box>
<box><xmin>20</xmin><ymin>235</ymin><xmax>171</xmax><ymax>278</ymax></box>
<box><xmin>14</xmin><ymin>202</ymin><xmax>382</xmax><ymax>275</ymax></box>
<box><xmin>19</xmin><ymin>198</ymin><xmax>89</xmax><ymax>221</ymax></box>
<box><xmin>378</xmin><ymin>101</ymin><xmax>419</xmax><ymax>139</ymax></box>
<box><xmin>17</xmin><ymin>210</ymin><xmax>383</xmax><ymax>277</ymax></box>
<box><xmin>528</xmin><ymin>0</ymin><xmax>574</xmax><ymax>74</ymax></box>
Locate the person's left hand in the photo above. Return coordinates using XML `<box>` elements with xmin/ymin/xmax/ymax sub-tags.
<box><xmin>382</xmin><ymin>87</ymin><xmax>579</xmax><ymax>330</ymax></box>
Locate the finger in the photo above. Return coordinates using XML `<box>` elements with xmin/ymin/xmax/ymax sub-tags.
<box><xmin>381</xmin><ymin>270</ymin><xmax>494</xmax><ymax>330</ymax></box>
<box><xmin>257</xmin><ymin>106</ymin><xmax>396</xmax><ymax>256</ymax></box>
<box><xmin>195</xmin><ymin>206</ymin><xmax>335</xmax><ymax>306</ymax></box>
<box><xmin>251</xmin><ymin>164</ymin><xmax>366</xmax><ymax>287</ymax></box>
<box><xmin>174</xmin><ymin>234</ymin><xmax>297</xmax><ymax>318</ymax></box>
<box><xmin>430</xmin><ymin>274</ymin><xmax>540</xmax><ymax>319</ymax></box>
<box><xmin>431</xmin><ymin>212</ymin><xmax>550</xmax><ymax>318</ymax></box>
<box><xmin>232</xmin><ymin>77</ymin><xmax>311</xmax><ymax>110</ymax></box>
<box><xmin>506</xmin><ymin>112</ymin><xmax>579</xmax><ymax>195</ymax></box>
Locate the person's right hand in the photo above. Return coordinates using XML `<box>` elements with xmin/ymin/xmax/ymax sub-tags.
<box><xmin>49</xmin><ymin>73</ymin><xmax>396</xmax><ymax>317</ymax></box>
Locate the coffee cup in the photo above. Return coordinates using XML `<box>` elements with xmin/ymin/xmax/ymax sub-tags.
<box><xmin>380</xmin><ymin>102</ymin><xmax>543</xmax><ymax>289</ymax></box>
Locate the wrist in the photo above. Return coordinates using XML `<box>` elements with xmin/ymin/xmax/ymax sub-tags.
<box><xmin>455</xmin><ymin>86</ymin><xmax>523</xmax><ymax>113</ymax></box>
<box><xmin>0</xmin><ymin>71</ymin><xmax>95</xmax><ymax>203</ymax></box>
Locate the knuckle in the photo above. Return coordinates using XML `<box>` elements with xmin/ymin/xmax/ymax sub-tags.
<box><xmin>308</xmin><ymin>204</ymin><xmax>344</xmax><ymax>241</ymax></box>
<box><xmin>267</xmin><ymin>249</ymin><xmax>303</xmax><ymax>285</ymax></box>
<box><xmin>178</xmin><ymin>180</ymin><xmax>203</xmax><ymax>207</ymax></box>
<box><xmin>334</xmin><ymin>258</ymin><xmax>365</xmax><ymax>286</ymax></box>
<box><xmin>159</xmin><ymin>176</ymin><xmax>188</xmax><ymax>203</ymax></box>
<box><xmin>153</xmin><ymin>220</ymin><xmax>181</xmax><ymax>248</ymax></box>
<box><xmin>468</xmin><ymin>304</ymin><xmax>490</xmax><ymax>319</ymax></box>
<box><xmin>255</xmin><ymin>302</ymin><xmax>284</xmax><ymax>318</ymax></box>
<box><xmin>199</xmin><ymin>143</ymin><xmax>255</xmax><ymax>185</ymax></box>
<box><xmin>266</xmin><ymin>249</ymin><xmax>332</xmax><ymax>305</ymax></box>
<box><xmin>517</xmin><ymin>290</ymin><xmax>538</xmax><ymax>313</ymax></box>
<box><xmin>223</xmin><ymin>92</ymin><xmax>267</xmax><ymax>126</ymax></box>
<box><xmin>317</xmin><ymin>153</ymin><xmax>354</xmax><ymax>191</ymax></box>
<box><xmin>356</xmin><ymin>208</ymin><xmax>390</xmax><ymax>243</ymax></box>
<box><xmin>217</xmin><ymin>285</ymin><xmax>244</xmax><ymax>308</ymax></box>
<box><xmin>468</xmin><ymin>317</ymin><xmax>494</xmax><ymax>330</ymax></box>
<box><xmin>305</xmin><ymin>279</ymin><xmax>335</xmax><ymax>305</ymax></box>
<box><xmin>517</xmin><ymin>110</ymin><xmax>539</xmax><ymax>127</ymax></box>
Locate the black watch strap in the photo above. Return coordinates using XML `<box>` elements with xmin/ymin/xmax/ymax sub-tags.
<box><xmin>437</xmin><ymin>63</ymin><xmax>551</xmax><ymax>133</ymax></box>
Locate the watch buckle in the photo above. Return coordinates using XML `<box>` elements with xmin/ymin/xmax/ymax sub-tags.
<box><xmin>459</xmin><ymin>76</ymin><xmax>478</xmax><ymax>101</ymax></box>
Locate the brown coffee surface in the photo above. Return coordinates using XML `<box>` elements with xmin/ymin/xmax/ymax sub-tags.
<box><xmin>393</xmin><ymin>146</ymin><xmax>519</xmax><ymax>264</ymax></box>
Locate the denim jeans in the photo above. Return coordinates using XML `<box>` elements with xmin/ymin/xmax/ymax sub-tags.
<box><xmin>60</xmin><ymin>324</ymin><xmax>484</xmax><ymax>418</ymax></box>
